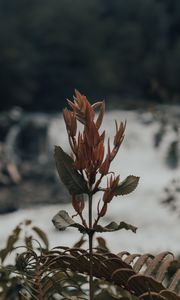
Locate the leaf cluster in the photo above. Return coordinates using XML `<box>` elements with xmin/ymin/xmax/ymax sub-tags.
<box><xmin>33</xmin><ymin>247</ymin><xmax>180</xmax><ymax>300</ymax></box>
<box><xmin>54</xmin><ymin>146</ymin><xmax>139</xmax><ymax>197</ymax></box>
<box><xmin>0</xmin><ymin>223</ymin><xmax>180</xmax><ymax>300</ymax></box>
<box><xmin>52</xmin><ymin>210</ymin><xmax>137</xmax><ymax>234</ymax></box>
<box><xmin>0</xmin><ymin>220</ymin><xmax>49</xmax><ymax>300</ymax></box>
<box><xmin>0</xmin><ymin>223</ymin><xmax>134</xmax><ymax>300</ymax></box>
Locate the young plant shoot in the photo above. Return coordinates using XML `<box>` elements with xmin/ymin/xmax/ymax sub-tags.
<box><xmin>52</xmin><ymin>90</ymin><xmax>139</xmax><ymax>300</ymax></box>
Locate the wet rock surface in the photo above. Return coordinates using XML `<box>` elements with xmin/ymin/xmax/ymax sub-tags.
<box><xmin>0</xmin><ymin>173</ymin><xmax>69</xmax><ymax>213</ymax></box>
<box><xmin>0</xmin><ymin>109</ymin><xmax>70</xmax><ymax>214</ymax></box>
<box><xmin>0</xmin><ymin>160</ymin><xmax>70</xmax><ymax>214</ymax></box>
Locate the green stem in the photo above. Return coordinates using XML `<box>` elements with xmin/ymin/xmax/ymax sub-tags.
<box><xmin>88</xmin><ymin>193</ymin><xmax>94</xmax><ymax>300</ymax></box>
<box><xmin>89</xmin><ymin>193</ymin><xmax>93</xmax><ymax>228</ymax></box>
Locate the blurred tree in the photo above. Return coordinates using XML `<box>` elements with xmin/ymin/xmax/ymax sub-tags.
<box><xmin>0</xmin><ymin>0</ymin><xmax>180</xmax><ymax>111</ymax></box>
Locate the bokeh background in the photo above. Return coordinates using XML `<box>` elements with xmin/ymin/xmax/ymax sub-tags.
<box><xmin>0</xmin><ymin>0</ymin><xmax>180</xmax><ymax>255</ymax></box>
<box><xmin>1</xmin><ymin>0</ymin><xmax>180</xmax><ymax>112</ymax></box>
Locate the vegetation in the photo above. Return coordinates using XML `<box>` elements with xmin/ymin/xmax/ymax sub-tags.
<box><xmin>52</xmin><ymin>90</ymin><xmax>139</xmax><ymax>299</ymax></box>
<box><xmin>1</xmin><ymin>0</ymin><xmax>180</xmax><ymax>111</ymax></box>
<box><xmin>0</xmin><ymin>91</ymin><xmax>180</xmax><ymax>299</ymax></box>
<box><xmin>1</xmin><ymin>224</ymin><xmax>180</xmax><ymax>300</ymax></box>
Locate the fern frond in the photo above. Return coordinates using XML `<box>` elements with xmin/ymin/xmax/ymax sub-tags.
<box><xmin>43</xmin><ymin>248</ymin><xmax>180</xmax><ymax>300</ymax></box>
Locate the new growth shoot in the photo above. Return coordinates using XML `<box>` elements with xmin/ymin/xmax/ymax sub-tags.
<box><xmin>52</xmin><ymin>90</ymin><xmax>139</xmax><ymax>300</ymax></box>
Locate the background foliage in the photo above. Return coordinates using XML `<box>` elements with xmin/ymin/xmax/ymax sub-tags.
<box><xmin>0</xmin><ymin>0</ymin><xmax>180</xmax><ymax>111</ymax></box>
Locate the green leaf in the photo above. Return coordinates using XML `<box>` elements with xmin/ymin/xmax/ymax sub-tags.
<box><xmin>0</xmin><ymin>225</ymin><xmax>21</xmax><ymax>263</ymax></box>
<box><xmin>94</xmin><ymin>221</ymin><xmax>137</xmax><ymax>233</ymax></box>
<box><xmin>52</xmin><ymin>210</ymin><xmax>86</xmax><ymax>233</ymax></box>
<box><xmin>32</xmin><ymin>226</ymin><xmax>49</xmax><ymax>249</ymax></box>
<box><xmin>73</xmin><ymin>236</ymin><xmax>86</xmax><ymax>248</ymax></box>
<box><xmin>54</xmin><ymin>146</ymin><xmax>88</xmax><ymax>194</ymax></box>
<box><xmin>25</xmin><ymin>235</ymin><xmax>33</xmax><ymax>249</ymax></box>
<box><xmin>115</xmin><ymin>175</ymin><xmax>140</xmax><ymax>196</ymax></box>
<box><xmin>96</xmin><ymin>237</ymin><xmax>109</xmax><ymax>251</ymax></box>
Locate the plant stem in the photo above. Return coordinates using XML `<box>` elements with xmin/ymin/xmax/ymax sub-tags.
<box><xmin>35</xmin><ymin>269</ymin><xmax>44</xmax><ymax>300</ymax></box>
<box><xmin>89</xmin><ymin>193</ymin><xmax>93</xmax><ymax>228</ymax></box>
<box><xmin>88</xmin><ymin>193</ymin><xmax>94</xmax><ymax>300</ymax></box>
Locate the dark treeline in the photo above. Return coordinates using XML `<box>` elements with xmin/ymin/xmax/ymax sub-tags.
<box><xmin>0</xmin><ymin>0</ymin><xmax>180</xmax><ymax>111</ymax></box>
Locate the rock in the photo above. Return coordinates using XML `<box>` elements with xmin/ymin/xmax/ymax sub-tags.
<box><xmin>0</xmin><ymin>107</ymin><xmax>22</xmax><ymax>142</ymax></box>
<box><xmin>5</xmin><ymin>113</ymin><xmax>51</xmax><ymax>164</ymax></box>
<box><xmin>0</xmin><ymin>191</ymin><xmax>18</xmax><ymax>213</ymax></box>
<box><xmin>0</xmin><ymin>142</ymin><xmax>21</xmax><ymax>185</ymax></box>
